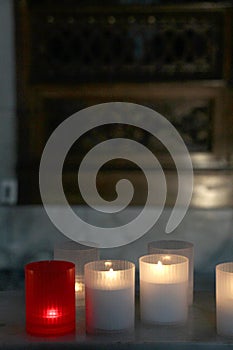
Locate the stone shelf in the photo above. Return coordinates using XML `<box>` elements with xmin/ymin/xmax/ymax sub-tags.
<box><xmin>0</xmin><ymin>291</ymin><xmax>233</xmax><ymax>349</ymax></box>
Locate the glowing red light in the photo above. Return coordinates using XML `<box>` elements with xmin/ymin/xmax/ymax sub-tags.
<box><xmin>25</xmin><ymin>260</ymin><xmax>75</xmax><ymax>336</ymax></box>
<box><xmin>44</xmin><ymin>308</ymin><xmax>61</xmax><ymax>319</ymax></box>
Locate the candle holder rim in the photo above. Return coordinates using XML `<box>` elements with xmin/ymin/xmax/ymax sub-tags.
<box><xmin>25</xmin><ymin>260</ymin><xmax>75</xmax><ymax>272</ymax></box>
<box><xmin>139</xmin><ymin>253</ymin><xmax>189</xmax><ymax>265</ymax></box>
<box><xmin>85</xmin><ymin>259</ymin><xmax>135</xmax><ymax>272</ymax></box>
<box><xmin>216</xmin><ymin>261</ymin><xmax>233</xmax><ymax>273</ymax></box>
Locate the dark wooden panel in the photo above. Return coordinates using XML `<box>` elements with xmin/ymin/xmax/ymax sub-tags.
<box><xmin>27</xmin><ymin>3</ymin><xmax>225</xmax><ymax>83</ymax></box>
<box><xmin>14</xmin><ymin>1</ymin><xmax>233</xmax><ymax>206</ymax></box>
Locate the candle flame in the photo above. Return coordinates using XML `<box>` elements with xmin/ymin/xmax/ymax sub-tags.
<box><xmin>108</xmin><ymin>268</ymin><xmax>115</xmax><ymax>277</ymax></box>
<box><xmin>107</xmin><ymin>267</ymin><xmax>116</xmax><ymax>280</ymax></box>
<box><xmin>44</xmin><ymin>308</ymin><xmax>61</xmax><ymax>319</ymax></box>
<box><xmin>75</xmin><ymin>282</ymin><xmax>84</xmax><ymax>292</ymax></box>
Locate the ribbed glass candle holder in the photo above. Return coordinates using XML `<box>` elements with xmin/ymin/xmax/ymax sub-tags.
<box><xmin>54</xmin><ymin>241</ymin><xmax>99</xmax><ymax>303</ymax></box>
<box><xmin>25</xmin><ymin>260</ymin><xmax>75</xmax><ymax>336</ymax></box>
<box><xmin>148</xmin><ymin>240</ymin><xmax>194</xmax><ymax>304</ymax></box>
<box><xmin>85</xmin><ymin>260</ymin><xmax>135</xmax><ymax>334</ymax></box>
<box><xmin>216</xmin><ymin>262</ymin><xmax>233</xmax><ymax>336</ymax></box>
<box><xmin>140</xmin><ymin>254</ymin><xmax>188</xmax><ymax>325</ymax></box>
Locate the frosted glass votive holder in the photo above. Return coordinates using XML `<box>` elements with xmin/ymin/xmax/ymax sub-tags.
<box><xmin>148</xmin><ymin>240</ymin><xmax>194</xmax><ymax>304</ymax></box>
<box><xmin>140</xmin><ymin>254</ymin><xmax>188</xmax><ymax>325</ymax></box>
<box><xmin>216</xmin><ymin>262</ymin><xmax>233</xmax><ymax>336</ymax></box>
<box><xmin>25</xmin><ymin>260</ymin><xmax>75</xmax><ymax>336</ymax></box>
<box><xmin>85</xmin><ymin>260</ymin><xmax>135</xmax><ymax>334</ymax></box>
<box><xmin>54</xmin><ymin>241</ymin><xmax>99</xmax><ymax>303</ymax></box>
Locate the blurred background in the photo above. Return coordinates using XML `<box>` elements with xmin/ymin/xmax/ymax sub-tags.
<box><xmin>0</xmin><ymin>0</ymin><xmax>232</xmax><ymax>291</ymax></box>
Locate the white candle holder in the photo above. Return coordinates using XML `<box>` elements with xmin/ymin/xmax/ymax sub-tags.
<box><xmin>85</xmin><ymin>260</ymin><xmax>135</xmax><ymax>334</ymax></box>
<box><xmin>216</xmin><ymin>262</ymin><xmax>233</xmax><ymax>336</ymax></box>
<box><xmin>148</xmin><ymin>240</ymin><xmax>194</xmax><ymax>305</ymax></box>
<box><xmin>54</xmin><ymin>241</ymin><xmax>99</xmax><ymax>305</ymax></box>
<box><xmin>140</xmin><ymin>254</ymin><xmax>188</xmax><ymax>325</ymax></box>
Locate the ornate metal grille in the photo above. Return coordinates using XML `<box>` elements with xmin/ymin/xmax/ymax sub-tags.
<box><xmin>29</xmin><ymin>6</ymin><xmax>223</xmax><ymax>83</ymax></box>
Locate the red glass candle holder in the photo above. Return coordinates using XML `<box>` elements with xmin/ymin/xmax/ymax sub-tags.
<box><xmin>25</xmin><ymin>260</ymin><xmax>75</xmax><ymax>336</ymax></box>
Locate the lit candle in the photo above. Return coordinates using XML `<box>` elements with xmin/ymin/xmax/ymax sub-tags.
<box><xmin>75</xmin><ymin>281</ymin><xmax>84</xmax><ymax>294</ymax></box>
<box><xmin>85</xmin><ymin>260</ymin><xmax>135</xmax><ymax>333</ymax></box>
<box><xmin>54</xmin><ymin>241</ymin><xmax>99</xmax><ymax>305</ymax></box>
<box><xmin>140</xmin><ymin>254</ymin><xmax>188</xmax><ymax>324</ymax></box>
<box><xmin>216</xmin><ymin>262</ymin><xmax>233</xmax><ymax>336</ymax></box>
<box><xmin>25</xmin><ymin>260</ymin><xmax>75</xmax><ymax>336</ymax></box>
<box><xmin>43</xmin><ymin>308</ymin><xmax>62</xmax><ymax>320</ymax></box>
<box><xmin>148</xmin><ymin>240</ymin><xmax>194</xmax><ymax>305</ymax></box>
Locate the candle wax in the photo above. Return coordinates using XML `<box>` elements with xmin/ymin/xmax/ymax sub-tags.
<box><xmin>86</xmin><ymin>286</ymin><xmax>134</xmax><ymax>331</ymax></box>
<box><xmin>217</xmin><ymin>299</ymin><xmax>233</xmax><ymax>336</ymax></box>
<box><xmin>140</xmin><ymin>281</ymin><xmax>188</xmax><ymax>324</ymax></box>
